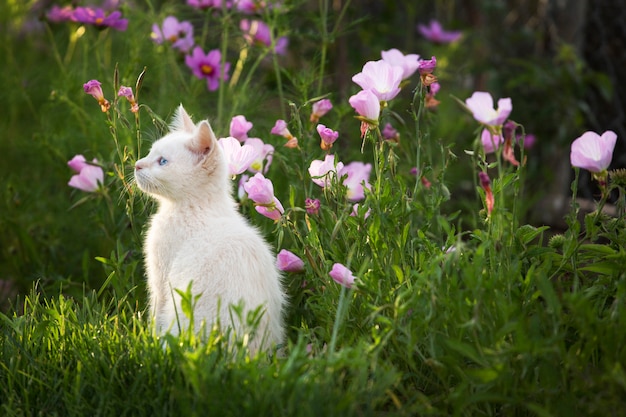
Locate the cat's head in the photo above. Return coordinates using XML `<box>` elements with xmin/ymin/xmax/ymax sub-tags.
<box><xmin>134</xmin><ymin>105</ymin><xmax>228</xmax><ymax>202</ymax></box>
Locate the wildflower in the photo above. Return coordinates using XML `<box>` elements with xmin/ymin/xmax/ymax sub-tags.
<box><xmin>478</xmin><ymin>171</ymin><xmax>494</xmax><ymax>217</ymax></box>
<box><xmin>240</xmin><ymin>19</ymin><xmax>288</xmax><ymax>55</ymax></box>
<box><xmin>465</xmin><ymin>91</ymin><xmax>512</xmax><ymax>127</ymax></box>
<box><xmin>218</xmin><ymin>137</ymin><xmax>258</xmax><ymax>175</ymax></box>
<box><xmin>309</xmin><ymin>155</ymin><xmax>344</xmax><ymax>188</ymax></box>
<box><xmin>570</xmin><ymin>130</ymin><xmax>617</xmax><ymax>173</ymax></box>
<box><xmin>67</xmin><ymin>155</ymin><xmax>104</xmax><ymax>192</ymax></box>
<box><xmin>310</xmin><ymin>99</ymin><xmax>333</xmax><ymax>123</ymax></box>
<box><xmin>382</xmin><ymin>123</ymin><xmax>400</xmax><ymax>142</ymax></box>
<box><xmin>425</xmin><ymin>82</ymin><xmax>441</xmax><ymax>109</ymax></box>
<box><xmin>329</xmin><ymin>263</ymin><xmax>355</xmax><ymax>288</ymax></box>
<box><xmin>151</xmin><ymin>16</ymin><xmax>194</xmax><ymax>53</ymax></box>
<box><xmin>381</xmin><ymin>48</ymin><xmax>420</xmax><ymax>80</ymax></box>
<box><xmin>417</xmin><ymin>19</ymin><xmax>462</xmax><ymax>44</ymax></box>
<box><xmin>83</xmin><ymin>80</ymin><xmax>110</xmax><ymax>112</ymax></box>
<box><xmin>501</xmin><ymin>120</ymin><xmax>520</xmax><ymax>166</ymax></box>
<box><xmin>481</xmin><ymin>129</ymin><xmax>504</xmax><ymax>154</ymax></box>
<box><xmin>244</xmin><ymin>138</ymin><xmax>274</xmax><ymax>174</ymax></box>
<box><xmin>73</xmin><ymin>7</ymin><xmax>128</xmax><ymax>31</ymax></box>
<box><xmin>229</xmin><ymin>115</ymin><xmax>253</xmax><ymax>141</ymax></box>
<box><xmin>243</xmin><ymin>173</ymin><xmax>284</xmax><ymax>221</ymax></box>
<box><xmin>352</xmin><ymin>60</ymin><xmax>403</xmax><ymax>102</ymax></box>
<box><xmin>46</xmin><ymin>5</ymin><xmax>75</xmax><ymax>23</ymax></box>
<box><xmin>517</xmin><ymin>133</ymin><xmax>536</xmax><ymax>150</ymax></box>
<box><xmin>271</xmin><ymin>119</ymin><xmax>298</xmax><ymax>148</ymax></box>
<box><xmin>305</xmin><ymin>198</ymin><xmax>320</xmax><ymax>215</ymax></box>
<box><xmin>340</xmin><ymin>162</ymin><xmax>372</xmax><ymax>201</ymax></box>
<box><xmin>316</xmin><ymin>124</ymin><xmax>339</xmax><ymax>151</ymax></box>
<box><xmin>185</xmin><ymin>47</ymin><xmax>230</xmax><ymax>91</ymax></box>
<box><xmin>417</xmin><ymin>56</ymin><xmax>437</xmax><ymax>86</ymax></box>
<box><xmin>348</xmin><ymin>89</ymin><xmax>380</xmax><ymax>137</ymax></box>
<box><xmin>236</xmin><ymin>0</ymin><xmax>273</xmax><ymax>13</ymax></box>
<box><xmin>118</xmin><ymin>86</ymin><xmax>139</xmax><ymax>113</ymax></box>
<box><xmin>276</xmin><ymin>249</ymin><xmax>305</xmax><ymax>273</ymax></box>
<box><xmin>187</xmin><ymin>0</ymin><xmax>230</xmax><ymax>9</ymax></box>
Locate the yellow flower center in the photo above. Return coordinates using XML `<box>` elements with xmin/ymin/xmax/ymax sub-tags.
<box><xmin>201</xmin><ymin>64</ymin><xmax>213</xmax><ymax>75</ymax></box>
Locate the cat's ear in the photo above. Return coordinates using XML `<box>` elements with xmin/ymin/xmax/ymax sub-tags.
<box><xmin>188</xmin><ymin>120</ymin><xmax>217</xmax><ymax>156</ymax></box>
<box><xmin>171</xmin><ymin>104</ymin><xmax>196</xmax><ymax>133</ymax></box>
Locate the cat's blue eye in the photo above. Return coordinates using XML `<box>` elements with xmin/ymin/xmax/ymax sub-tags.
<box><xmin>158</xmin><ymin>157</ymin><xmax>168</xmax><ymax>166</ymax></box>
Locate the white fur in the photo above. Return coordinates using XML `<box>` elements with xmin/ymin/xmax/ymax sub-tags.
<box><xmin>134</xmin><ymin>105</ymin><xmax>285</xmax><ymax>353</ymax></box>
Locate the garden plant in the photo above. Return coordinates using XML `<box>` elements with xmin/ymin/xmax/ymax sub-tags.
<box><xmin>1</xmin><ymin>0</ymin><xmax>625</xmax><ymax>416</ymax></box>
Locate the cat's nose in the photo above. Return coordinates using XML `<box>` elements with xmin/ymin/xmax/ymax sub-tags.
<box><xmin>135</xmin><ymin>163</ymin><xmax>143</xmax><ymax>171</ymax></box>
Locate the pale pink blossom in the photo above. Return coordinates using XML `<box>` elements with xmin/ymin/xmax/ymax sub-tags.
<box><xmin>381</xmin><ymin>48</ymin><xmax>420</xmax><ymax>80</ymax></box>
<box><xmin>465</xmin><ymin>91</ymin><xmax>512</xmax><ymax>127</ymax></box>
<box><xmin>352</xmin><ymin>60</ymin><xmax>403</xmax><ymax>102</ymax></box>
<box><xmin>276</xmin><ymin>249</ymin><xmax>305</xmax><ymax>272</ymax></box>
<box><xmin>316</xmin><ymin>124</ymin><xmax>339</xmax><ymax>150</ymax></box>
<box><xmin>244</xmin><ymin>138</ymin><xmax>274</xmax><ymax>174</ymax></box>
<box><xmin>68</xmin><ymin>155</ymin><xmax>103</xmax><ymax>192</ymax></box>
<box><xmin>340</xmin><ymin>162</ymin><xmax>372</xmax><ymax>201</ymax></box>
<box><xmin>570</xmin><ymin>131</ymin><xmax>617</xmax><ymax>173</ymax></box>
<box><xmin>310</xmin><ymin>99</ymin><xmax>333</xmax><ymax>123</ymax></box>
<box><xmin>229</xmin><ymin>115</ymin><xmax>253</xmax><ymax>141</ymax></box>
<box><xmin>417</xmin><ymin>19</ymin><xmax>462</xmax><ymax>44</ymax></box>
<box><xmin>243</xmin><ymin>172</ymin><xmax>275</xmax><ymax>204</ymax></box>
<box><xmin>218</xmin><ymin>137</ymin><xmax>258</xmax><ymax>175</ymax></box>
<box><xmin>329</xmin><ymin>263</ymin><xmax>355</xmax><ymax>288</ymax></box>
<box><xmin>308</xmin><ymin>155</ymin><xmax>344</xmax><ymax>188</ymax></box>
<box><xmin>481</xmin><ymin>129</ymin><xmax>504</xmax><ymax>154</ymax></box>
<box><xmin>348</xmin><ymin>89</ymin><xmax>380</xmax><ymax>123</ymax></box>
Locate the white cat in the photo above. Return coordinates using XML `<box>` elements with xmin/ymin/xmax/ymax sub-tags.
<box><xmin>134</xmin><ymin>105</ymin><xmax>285</xmax><ymax>353</ymax></box>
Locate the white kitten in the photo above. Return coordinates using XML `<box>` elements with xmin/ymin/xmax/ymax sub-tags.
<box><xmin>134</xmin><ymin>105</ymin><xmax>285</xmax><ymax>353</ymax></box>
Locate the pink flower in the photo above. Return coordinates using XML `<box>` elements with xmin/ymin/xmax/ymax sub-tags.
<box><xmin>340</xmin><ymin>162</ymin><xmax>372</xmax><ymax>201</ymax></box>
<box><xmin>417</xmin><ymin>56</ymin><xmax>437</xmax><ymax>75</ymax></box>
<box><xmin>348</xmin><ymin>89</ymin><xmax>380</xmax><ymax>124</ymax></box>
<box><xmin>185</xmin><ymin>47</ymin><xmax>230</xmax><ymax>91</ymax></box>
<box><xmin>417</xmin><ymin>19</ymin><xmax>462</xmax><ymax>44</ymax></box>
<box><xmin>481</xmin><ymin>129</ymin><xmax>504</xmax><ymax>154</ymax></box>
<box><xmin>276</xmin><ymin>249</ymin><xmax>305</xmax><ymax>272</ymax></box>
<box><xmin>382</xmin><ymin>123</ymin><xmax>399</xmax><ymax>142</ymax></box>
<box><xmin>236</xmin><ymin>0</ymin><xmax>276</xmax><ymax>13</ymax></box>
<box><xmin>243</xmin><ymin>172</ymin><xmax>275</xmax><ymax>205</ymax></box>
<box><xmin>46</xmin><ymin>5</ymin><xmax>75</xmax><ymax>23</ymax></box>
<box><xmin>240</xmin><ymin>19</ymin><xmax>288</xmax><ymax>55</ymax></box>
<box><xmin>151</xmin><ymin>16</ymin><xmax>194</xmax><ymax>53</ymax></box>
<box><xmin>329</xmin><ymin>263</ymin><xmax>355</xmax><ymax>288</ymax></box>
<box><xmin>352</xmin><ymin>60</ymin><xmax>403</xmax><ymax>102</ymax></box>
<box><xmin>309</xmin><ymin>155</ymin><xmax>344</xmax><ymax>188</ymax></box>
<box><xmin>465</xmin><ymin>91</ymin><xmax>512</xmax><ymax>127</ymax></box>
<box><xmin>118</xmin><ymin>86</ymin><xmax>139</xmax><ymax>113</ymax></box>
<box><xmin>83</xmin><ymin>79</ymin><xmax>110</xmax><ymax>112</ymax></box>
<box><xmin>187</xmin><ymin>0</ymin><xmax>230</xmax><ymax>9</ymax></box>
<box><xmin>570</xmin><ymin>131</ymin><xmax>617</xmax><ymax>173</ymax></box>
<box><xmin>255</xmin><ymin>199</ymin><xmax>284</xmax><ymax>221</ymax></box>
<box><xmin>310</xmin><ymin>99</ymin><xmax>333</xmax><ymax>123</ymax></box>
<box><xmin>518</xmin><ymin>133</ymin><xmax>536</xmax><ymax>150</ymax></box>
<box><xmin>73</xmin><ymin>7</ymin><xmax>128</xmax><ymax>31</ymax></box>
<box><xmin>244</xmin><ymin>138</ymin><xmax>274</xmax><ymax>174</ymax></box>
<box><xmin>381</xmin><ymin>48</ymin><xmax>420</xmax><ymax>80</ymax></box>
<box><xmin>67</xmin><ymin>155</ymin><xmax>104</xmax><ymax>192</ymax></box>
<box><xmin>271</xmin><ymin>119</ymin><xmax>298</xmax><ymax>147</ymax></box>
<box><xmin>316</xmin><ymin>124</ymin><xmax>339</xmax><ymax>151</ymax></box>
<box><xmin>478</xmin><ymin>171</ymin><xmax>494</xmax><ymax>216</ymax></box>
<box><xmin>218</xmin><ymin>137</ymin><xmax>258</xmax><ymax>175</ymax></box>
<box><xmin>305</xmin><ymin>198</ymin><xmax>320</xmax><ymax>215</ymax></box>
<box><xmin>230</xmin><ymin>115</ymin><xmax>253</xmax><ymax>141</ymax></box>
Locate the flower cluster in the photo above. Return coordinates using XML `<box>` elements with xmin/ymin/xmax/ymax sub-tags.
<box><xmin>83</xmin><ymin>80</ymin><xmax>140</xmax><ymax>114</ymax></box>
<box><xmin>46</xmin><ymin>4</ymin><xmax>128</xmax><ymax>31</ymax></box>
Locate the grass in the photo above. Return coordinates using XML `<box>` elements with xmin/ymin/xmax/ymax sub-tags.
<box><xmin>1</xmin><ymin>0</ymin><xmax>626</xmax><ymax>416</ymax></box>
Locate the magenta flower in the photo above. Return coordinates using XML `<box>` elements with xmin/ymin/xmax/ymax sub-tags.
<box><xmin>46</xmin><ymin>5</ymin><xmax>75</xmax><ymax>23</ymax></box>
<box><xmin>151</xmin><ymin>16</ymin><xmax>194</xmax><ymax>53</ymax></box>
<box><xmin>465</xmin><ymin>91</ymin><xmax>512</xmax><ymax>127</ymax></box>
<box><xmin>381</xmin><ymin>48</ymin><xmax>420</xmax><ymax>80</ymax></box>
<box><xmin>187</xmin><ymin>0</ymin><xmax>230</xmax><ymax>9</ymax></box>
<box><xmin>67</xmin><ymin>155</ymin><xmax>104</xmax><ymax>192</ymax></box>
<box><xmin>481</xmin><ymin>129</ymin><xmax>504</xmax><ymax>154</ymax></box>
<box><xmin>276</xmin><ymin>249</ymin><xmax>305</xmax><ymax>273</ymax></box>
<box><xmin>244</xmin><ymin>138</ymin><xmax>274</xmax><ymax>174</ymax></box>
<box><xmin>236</xmin><ymin>0</ymin><xmax>275</xmax><ymax>13</ymax></box>
<box><xmin>255</xmin><ymin>199</ymin><xmax>284</xmax><ymax>221</ymax></box>
<box><xmin>348</xmin><ymin>89</ymin><xmax>380</xmax><ymax>124</ymax></box>
<box><xmin>316</xmin><ymin>124</ymin><xmax>339</xmax><ymax>151</ymax></box>
<box><xmin>83</xmin><ymin>79</ymin><xmax>110</xmax><ymax>112</ymax></box>
<box><xmin>417</xmin><ymin>56</ymin><xmax>437</xmax><ymax>75</ymax></box>
<box><xmin>329</xmin><ymin>263</ymin><xmax>355</xmax><ymax>288</ymax></box>
<box><xmin>352</xmin><ymin>60</ymin><xmax>403</xmax><ymax>102</ymax></box>
<box><xmin>340</xmin><ymin>162</ymin><xmax>372</xmax><ymax>201</ymax></box>
<box><xmin>417</xmin><ymin>19</ymin><xmax>462</xmax><ymax>44</ymax></box>
<box><xmin>309</xmin><ymin>155</ymin><xmax>344</xmax><ymax>188</ymax></box>
<box><xmin>230</xmin><ymin>115</ymin><xmax>253</xmax><ymax>141</ymax></box>
<box><xmin>240</xmin><ymin>19</ymin><xmax>288</xmax><ymax>55</ymax></box>
<box><xmin>570</xmin><ymin>131</ymin><xmax>617</xmax><ymax>173</ymax></box>
<box><xmin>310</xmin><ymin>99</ymin><xmax>333</xmax><ymax>123</ymax></box>
<box><xmin>118</xmin><ymin>86</ymin><xmax>139</xmax><ymax>113</ymax></box>
<box><xmin>243</xmin><ymin>173</ymin><xmax>284</xmax><ymax>221</ymax></box>
<box><xmin>73</xmin><ymin>7</ymin><xmax>128</xmax><ymax>31</ymax></box>
<box><xmin>305</xmin><ymin>198</ymin><xmax>320</xmax><ymax>215</ymax></box>
<box><xmin>218</xmin><ymin>137</ymin><xmax>258</xmax><ymax>175</ymax></box>
<box><xmin>185</xmin><ymin>47</ymin><xmax>230</xmax><ymax>91</ymax></box>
